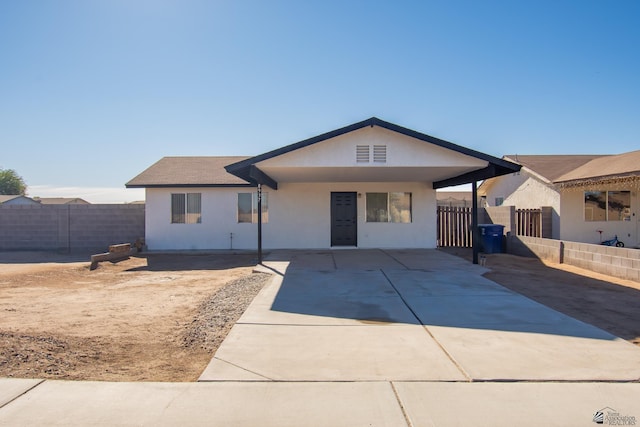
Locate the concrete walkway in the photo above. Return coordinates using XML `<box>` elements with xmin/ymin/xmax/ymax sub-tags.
<box><xmin>2</xmin><ymin>249</ymin><xmax>640</xmax><ymax>426</ymax></box>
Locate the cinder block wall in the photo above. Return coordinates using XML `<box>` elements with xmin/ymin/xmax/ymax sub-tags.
<box><xmin>0</xmin><ymin>204</ymin><xmax>145</xmax><ymax>253</ymax></box>
<box><xmin>484</xmin><ymin>206</ymin><xmax>515</xmax><ymax>234</ymax></box>
<box><xmin>506</xmin><ymin>235</ymin><xmax>640</xmax><ymax>282</ymax></box>
<box><xmin>0</xmin><ymin>205</ymin><xmax>60</xmax><ymax>250</ymax></box>
<box><xmin>506</xmin><ymin>235</ymin><xmax>563</xmax><ymax>264</ymax></box>
<box><xmin>563</xmin><ymin>241</ymin><xmax>640</xmax><ymax>282</ymax></box>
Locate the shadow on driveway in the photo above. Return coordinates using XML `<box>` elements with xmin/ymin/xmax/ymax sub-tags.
<box><xmin>268</xmin><ymin>249</ymin><xmax>618</xmax><ymax>341</ymax></box>
<box><xmin>440</xmin><ymin>247</ymin><xmax>640</xmax><ymax>346</ymax></box>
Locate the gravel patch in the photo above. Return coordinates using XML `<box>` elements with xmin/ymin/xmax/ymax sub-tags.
<box><xmin>182</xmin><ymin>272</ymin><xmax>272</xmax><ymax>351</ymax></box>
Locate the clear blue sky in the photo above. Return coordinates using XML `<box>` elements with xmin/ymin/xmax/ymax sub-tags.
<box><xmin>1</xmin><ymin>1</ymin><xmax>639</xmax><ymax>202</ymax></box>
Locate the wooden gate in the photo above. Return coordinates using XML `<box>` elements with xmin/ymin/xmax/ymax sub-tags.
<box><xmin>515</xmin><ymin>208</ymin><xmax>542</xmax><ymax>237</ymax></box>
<box><xmin>437</xmin><ymin>206</ymin><xmax>472</xmax><ymax>247</ymax></box>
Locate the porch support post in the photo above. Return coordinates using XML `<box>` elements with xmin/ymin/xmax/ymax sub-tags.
<box><xmin>257</xmin><ymin>184</ymin><xmax>263</xmax><ymax>264</ymax></box>
<box><xmin>472</xmin><ymin>180</ymin><xmax>479</xmax><ymax>265</ymax></box>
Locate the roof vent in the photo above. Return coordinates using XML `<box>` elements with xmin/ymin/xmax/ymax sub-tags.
<box><xmin>373</xmin><ymin>145</ymin><xmax>387</xmax><ymax>163</ymax></box>
<box><xmin>356</xmin><ymin>145</ymin><xmax>370</xmax><ymax>163</ymax></box>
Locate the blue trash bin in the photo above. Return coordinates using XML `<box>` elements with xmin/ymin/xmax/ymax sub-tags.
<box><xmin>478</xmin><ymin>224</ymin><xmax>504</xmax><ymax>253</ymax></box>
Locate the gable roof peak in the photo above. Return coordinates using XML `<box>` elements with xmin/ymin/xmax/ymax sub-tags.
<box><xmin>225</xmin><ymin>117</ymin><xmax>520</xmax><ymax>187</ymax></box>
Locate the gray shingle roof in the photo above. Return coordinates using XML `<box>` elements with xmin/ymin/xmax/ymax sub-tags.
<box><xmin>126</xmin><ymin>156</ymin><xmax>252</xmax><ymax>188</ymax></box>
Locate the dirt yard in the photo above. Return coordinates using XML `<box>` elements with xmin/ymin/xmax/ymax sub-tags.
<box><xmin>440</xmin><ymin>247</ymin><xmax>640</xmax><ymax>347</ymax></box>
<box><xmin>2</xmin><ymin>249</ymin><xmax>639</xmax><ymax>383</ymax></box>
<box><xmin>0</xmin><ymin>252</ymin><xmax>271</xmax><ymax>382</ymax></box>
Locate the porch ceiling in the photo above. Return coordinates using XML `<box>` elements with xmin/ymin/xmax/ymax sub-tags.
<box><xmin>255</xmin><ymin>164</ymin><xmax>488</xmax><ymax>183</ymax></box>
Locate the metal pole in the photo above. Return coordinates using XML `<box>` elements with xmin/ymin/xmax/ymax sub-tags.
<box><xmin>257</xmin><ymin>184</ymin><xmax>263</xmax><ymax>264</ymax></box>
<box><xmin>472</xmin><ymin>181</ymin><xmax>479</xmax><ymax>265</ymax></box>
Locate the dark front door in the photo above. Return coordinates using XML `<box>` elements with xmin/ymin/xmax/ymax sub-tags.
<box><xmin>331</xmin><ymin>192</ymin><xmax>357</xmax><ymax>246</ymax></box>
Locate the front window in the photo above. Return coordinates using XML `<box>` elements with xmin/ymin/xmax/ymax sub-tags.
<box><xmin>366</xmin><ymin>192</ymin><xmax>412</xmax><ymax>223</ymax></box>
<box><xmin>585</xmin><ymin>191</ymin><xmax>630</xmax><ymax>221</ymax></box>
<box><xmin>366</xmin><ymin>193</ymin><xmax>388</xmax><ymax>222</ymax></box>
<box><xmin>238</xmin><ymin>192</ymin><xmax>268</xmax><ymax>223</ymax></box>
<box><xmin>389</xmin><ymin>192</ymin><xmax>412</xmax><ymax>223</ymax></box>
<box><xmin>171</xmin><ymin>193</ymin><xmax>201</xmax><ymax>224</ymax></box>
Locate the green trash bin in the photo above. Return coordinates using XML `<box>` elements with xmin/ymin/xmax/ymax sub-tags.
<box><xmin>478</xmin><ymin>224</ymin><xmax>504</xmax><ymax>253</ymax></box>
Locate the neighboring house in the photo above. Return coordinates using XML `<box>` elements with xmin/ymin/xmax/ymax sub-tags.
<box><xmin>33</xmin><ymin>197</ymin><xmax>90</xmax><ymax>205</ymax></box>
<box><xmin>479</xmin><ymin>155</ymin><xmax>605</xmax><ymax>239</ymax></box>
<box><xmin>0</xmin><ymin>195</ymin><xmax>40</xmax><ymax>205</ymax></box>
<box><xmin>555</xmin><ymin>150</ymin><xmax>640</xmax><ymax>247</ymax></box>
<box><xmin>126</xmin><ymin>117</ymin><xmax>519</xmax><ymax>251</ymax></box>
<box><xmin>479</xmin><ymin>151</ymin><xmax>640</xmax><ymax>246</ymax></box>
<box><xmin>436</xmin><ymin>191</ymin><xmax>472</xmax><ymax>208</ymax></box>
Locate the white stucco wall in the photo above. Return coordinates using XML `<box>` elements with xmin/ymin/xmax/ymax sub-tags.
<box><xmin>482</xmin><ymin>172</ymin><xmax>559</xmax><ymax>208</ymax></box>
<box><xmin>144</xmin><ymin>182</ymin><xmax>437</xmax><ymax>250</ymax></box>
<box><xmin>145</xmin><ymin>187</ymin><xmax>253</xmax><ymax>250</ymax></box>
<box><xmin>481</xmin><ymin>171</ymin><xmax>561</xmax><ymax>239</ymax></box>
<box><xmin>559</xmin><ymin>185</ymin><xmax>639</xmax><ymax>246</ymax></box>
<box><xmin>266</xmin><ymin>182</ymin><xmax>435</xmax><ymax>249</ymax></box>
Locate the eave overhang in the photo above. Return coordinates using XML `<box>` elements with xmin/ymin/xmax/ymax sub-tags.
<box><xmin>433</xmin><ymin>164</ymin><xmax>521</xmax><ymax>189</ymax></box>
<box><xmin>554</xmin><ymin>172</ymin><xmax>640</xmax><ymax>189</ymax></box>
<box><xmin>125</xmin><ymin>183</ymin><xmax>255</xmax><ymax>189</ymax></box>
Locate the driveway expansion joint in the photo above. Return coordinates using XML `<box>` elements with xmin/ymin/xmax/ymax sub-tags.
<box><xmin>0</xmin><ymin>379</ymin><xmax>45</xmax><ymax>410</ymax></box>
<box><xmin>204</xmin><ymin>357</ymin><xmax>273</xmax><ymax>381</ymax></box>
<box><xmin>380</xmin><ymin>268</ymin><xmax>473</xmax><ymax>381</ymax></box>
<box><xmin>390</xmin><ymin>381</ymin><xmax>414</xmax><ymax>427</ymax></box>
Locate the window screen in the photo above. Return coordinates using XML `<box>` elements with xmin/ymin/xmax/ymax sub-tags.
<box><xmin>186</xmin><ymin>193</ymin><xmax>202</xmax><ymax>224</ymax></box>
<box><xmin>238</xmin><ymin>192</ymin><xmax>269</xmax><ymax>223</ymax></box>
<box><xmin>238</xmin><ymin>193</ymin><xmax>252</xmax><ymax>223</ymax></box>
<box><xmin>171</xmin><ymin>193</ymin><xmax>201</xmax><ymax>224</ymax></box>
<box><xmin>171</xmin><ymin>194</ymin><xmax>185</xmax><ymax>224</ymax></box>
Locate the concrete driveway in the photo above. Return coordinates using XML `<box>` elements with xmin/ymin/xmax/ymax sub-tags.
<box><xmin>200</xmin><ymin>249</ymin><xmax>640</xmax><ymax>382</ymax></box>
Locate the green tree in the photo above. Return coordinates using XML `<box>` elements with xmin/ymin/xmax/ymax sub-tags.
<box><xmin>0</xmin><ymin>168</ymin><xmax>27</xmax><ymax>195</ymax></box>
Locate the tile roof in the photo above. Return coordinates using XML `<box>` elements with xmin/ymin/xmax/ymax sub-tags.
<box><xmin>503</xmin><ymin>154</ymin><xmax>606</xmax><ymax>182</ymax></box>
<box><xmin>126</xmin><ymin>156</ymin><xmax>252</xmax><ymax>187</ymax></box>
